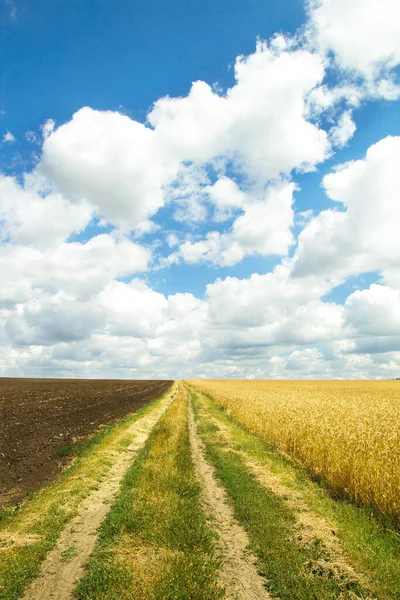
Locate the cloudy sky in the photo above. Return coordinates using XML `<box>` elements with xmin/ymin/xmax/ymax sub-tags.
<box><xmin>1</xmin><ymin>0</ymin><xmax>400</xmax><ymax>379</ymax></box>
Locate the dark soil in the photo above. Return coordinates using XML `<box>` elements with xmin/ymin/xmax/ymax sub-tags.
<box><xmin>0</xmin><ymin>378</ymin><xmax>172</xmax><ymax>506</ymax></box>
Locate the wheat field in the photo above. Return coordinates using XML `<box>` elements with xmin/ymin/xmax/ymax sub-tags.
<box><xmin>187</xmin><ymin>380</ymin><xmax>400</xmax><ymax>522</ymax></box>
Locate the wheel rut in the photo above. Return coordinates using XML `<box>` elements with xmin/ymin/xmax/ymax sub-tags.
<box><xmin>21</xmin><ymin>385</ymin><xmax>178</xmax><ymax>600</ymax></box>
<box><xmin>186</xmin><ymin>387</ymin><xmax>271</xmax><ymax>600</ymax></box>
<box><xmin>193</xmin><ymin>389</ymin><xmax>367</xmax><ymax>593</ymax></box>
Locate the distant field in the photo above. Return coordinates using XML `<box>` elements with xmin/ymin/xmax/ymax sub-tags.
<box><xmin>0</xmin><ymin>378</ymin><xmax>172</xmax><ymax>505</ymax></box>
<box><xmin>187</xmin><ymin>380</ymin><xmax>400</xmax><ymax>522</ymax></box>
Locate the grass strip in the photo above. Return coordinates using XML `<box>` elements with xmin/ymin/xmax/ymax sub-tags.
<box><xmin>74</xmin><ymin>388</ymin><xmax>223</xmax><ymax>600</ymax></box>
<box><xmin>0</xmin><ymin>385</ymin><xmax>173</xmax><ymax>600</ymax></box>
<box><xmin>189</xmin><ymin>385</ymin><xmax>400</xmax><ymax>600</ymax></box>
<box><xmin>190</xmin><ymin>388</ymin><xmax>377</xmax><ymax>600</ymax></box>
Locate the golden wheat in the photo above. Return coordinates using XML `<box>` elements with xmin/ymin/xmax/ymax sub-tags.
<box><xmin>187</xmin><ymin>380</ymin><xmax>400</xmax><ymax>522</ymax></box>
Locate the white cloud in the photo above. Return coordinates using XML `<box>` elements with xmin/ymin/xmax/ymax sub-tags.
<box><xmin>2</xmin><ymin>254</ymin><xmax>400</xmax><ymax>379</ymax></box>
<box><xmin>0</xmin><ymin>175</ymin><xmax>92</xmax><ymax>251</ymax></box>
<box><xmin>294</xmin><ymin>136</ymin><xmax>400</xmax><ymax>280</ymax></box>
<box><xmin>166</xmin><ymin>233</ymin><xmax>180</xmax><ymax>248</ymax></box>
<box><xmin>308</xmin><ymin>0</ymin><xmax>400</xmax><ymax>78</ymax></box>
<box><xmin>206</xmin><ymin>264</ymin><xmax>343</xmax><ymax>346</ymax></box>
<box><xmin>40</xmin><ymin>107</ymin><xmax>178</xmax><ymax>229</ymax></box>
<box><xmin>232</xmin><ymin>183</ymin><xmax>295</xmax><ymax>256</ymax></box>
<box><xmin>329</xmin><ymin>110</ymin><xmax>356</xmax><ymax>148</ymax></box>
<box><xmin>285</xmin><ymin>348</ymin><xmax>326</xmax><ymax>374</ymax></box>
<box><xmin>345</xmin><ymin>284</ymin><xmax>400</xmax><ymax>336</ymax></box>
<box><xmin>25</xmin><ymin>130</ymin><xmax>38</xmax><ymax>144</ymax></box>
<box><xmin>99</xmin><ymin>280</ymin><xmax>168</xmax><ymax>338</ymax></box>
<box><xmin>2</xmin><ymin>17</ymin><xmax>400</xmax><ymax>380</ymax></box>
<box><xmin>35</xmin><ymin>39</ymin><xmax>330</xmax><ymax>238</ymax></box>
<box><xmin>179</xmin><ymin>232</ymin><xmax>244</xmax><ymax>267</ymax></box>
<box><xmin>206</xmin><ymin>176</ymin><xmax>246</xmax><ymax>221</ymax></box>
<box><xmin>0</xmin><ymin>233</ymin><xmax>150</xmax><ymax>307</ymax></box>
<box><xmin>174</xmin><ymin>182</ymin><xmax>296</xmax><ymax>266</ymax></box>
<box><xmin>3</xmin><ymin>131</ymin><xmax>15</xmax><ymax>143</ymax></box>
<box><xmin>42</xmin><ymin>119</ymin><xmax>55</xmax><ymax>139</ymax></box>
<box><xmin>167</xmin><ymin>163</ymin><xmax>209</xmax><ymax>223</ymax></box>
<box><xmin>5</xmin><ymin>291</ymin><xmax>104</xmax><ymax>346</ymax></box>
<box><xmin>149</xmin><ymin>40</ymin><xmax>329</xmax><ymax>182</ymax></box>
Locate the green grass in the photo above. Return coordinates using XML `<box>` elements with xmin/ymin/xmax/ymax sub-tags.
<box><xmin>74</xmin><ymin>390</ymin><xmax>223</xmax><ymax>600</ymax></box>
<box><xmin>56</xmin><ymin>444</ymin><xmax>74</xmax><ymax>458</ymax></box>
<box><xmin>61</xmin><ymin>546</ymin><xmax>81</xmax><ymax>562</ymax></box>
<box><xmin>189</xmin><ymin>387</ymin><xmax>379</xmax><ymax>600</ymax></box>
<box><xmin>0</xmin><ymin>385</ymin><xmax>173</xmax><ymax>600</ymax></box>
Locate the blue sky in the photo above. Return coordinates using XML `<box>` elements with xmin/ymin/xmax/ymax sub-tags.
<box><xmin>1</xmin><ymin>0</ymin><xmax>400</xmax><ymax>379</ymax></box>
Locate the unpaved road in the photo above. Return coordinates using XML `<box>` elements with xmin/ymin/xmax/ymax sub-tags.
<box><xmin>186</xmin><ymin>388</ymin><xmax>271</xmax><ymax>600</ymax></box>
<box><xmin>21</xmin><ymin>384</ymin><xmax>177</xmax><ymax>600</ymax></box>
<box><xmin>204</xmin><ymin>399</ymin><xmax>362</xmax><ymax>584</ymax></box>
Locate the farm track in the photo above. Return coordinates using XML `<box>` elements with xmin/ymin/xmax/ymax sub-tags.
<box><xmin>186</xmin><ymin>387</ymin><xmax>271</xmax><ymax>600</ymax></box>
<box><xmin>20</xmin><ymin>384</ymin><xmax>178</xmax><ymax>600</ymax></box>
<box><xmin>201</xmin><ymin>396</ymin><xmax>363</xmax><ymax>587</ymax></box>
<box><xmin>0</xmin><ymin>378</ymin><xmax>172</xmax><ymax>505</ymax></box>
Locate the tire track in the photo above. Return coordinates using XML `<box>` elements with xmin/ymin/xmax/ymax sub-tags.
<box><xmin>193</xmin><ymin>388</ymin><xmax>368</xmax><ymax>593</ymax></box>
<box><xmin>186</xmin><ymin>387</ymin><xmax>271</xmax><ymax>600</ymax></box>
<box><xmin>21</xmin><ymin>384</ymin><xmax>178</xmax><ymax>600</ymax></box>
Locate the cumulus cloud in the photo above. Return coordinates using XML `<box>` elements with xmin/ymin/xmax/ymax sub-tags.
<box><xmin>0</xmin><ymin>233</ymin><xmax>150</xmax><ymax>307</ymax></box>
<box><xmin>294</xmin><ymin>136</ymin><xmax>400</xmax><ymax>280</ymax></box>
<box><xmin>206</xmin><ymin>176</ymin><xmax>246</xmax><ymax>221</ymax></box>
<box><xmin>2</xmin><ymin>263</ymin><xmax>400</xmax><ymax>379</ymax></box>
<box><xmin>99</xmin><ymin>281</ymin><xmax>168</xmax><ymax>338</ymax></box>
<box><xmin>173</xmin><ymin>182</ymin><xmax>296</xmax><ymax>266</ymax></box>
<box><xmin>232</xmin><ymin>183</ymin><xmax>295</xmax><ymax>256</ymax></box>
<box><xmin>205</xmin><ymin>264</ymin><xmax>343</xmax><ymax>347</ymax></box>
<box><xmin>179</xmin><ymin>232</ymin><xmax>245</xmax><ymax>267</ymax></box>
<box><xmin>149</xmin><ymin>40</ymin><xmax>329</xmax><ymax>181</ymax></box>
<box><xmin>5</xmin><ymin>291</ymin><xmax>104</xmax><ymax>346</ymax></box>
<box><xmin>308</xmin><ymin>0</ymin><xmax>400</xmax><ymax>78</ymax></box>
<box><xmin>345</xmin><ymin>284</ymin><xmax>400</xmax><ymax>337</ymax></box>
<box><xmin>0</xmin><ymin>175</ymin><xmax>92</xmax><ymax>251</ymax></box>
<box><xmin>36</xmin><ymin>39</ymin><xmax>330</xmax><ymax>236</ymax></box>
<box><xmin>285</xmin><ymin>348</ymin><xmax>326</xmax><ymax>375</ymax></box>
<box><xmin>40</xmin><ymin>108</ymin><xmax>178</xmax><ymax>228</ymax></box>
<box><xmin>3</xmin><ymin>5</ymin><xmax>400</xmax><ymax>380</ymax></box>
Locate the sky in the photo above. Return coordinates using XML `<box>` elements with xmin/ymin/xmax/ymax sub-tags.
<box><xmin>1</xmin><ymin>0</ymin><xmax>400</xmax><ymax>379</ymax></box>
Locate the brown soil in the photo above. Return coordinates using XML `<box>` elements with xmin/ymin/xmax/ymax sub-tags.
<box><xmin>21</xmin><ymin>384</ymin><xmax>177</xmax><ymax>600</ymax></box>
<box><xmin>186</xmin><ymin>389</ymin><xmax>271</xmax><ymax>600</ymax></box>
<box><xmin>0</xmin><ymin>378</ymin><xmax>172</xmax><ymax>506</ymax></box>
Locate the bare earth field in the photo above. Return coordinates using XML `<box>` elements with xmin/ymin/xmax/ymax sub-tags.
<box><xmin>0</xmin><ymin>378</ymin><xmax>172</xmax><ymax>506</ymax></box>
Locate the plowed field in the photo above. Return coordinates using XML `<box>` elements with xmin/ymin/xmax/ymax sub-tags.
<box><xmin>0</xmin><ymin>378</ymin><xmax>172</xmax><ymax>506</ymax></box>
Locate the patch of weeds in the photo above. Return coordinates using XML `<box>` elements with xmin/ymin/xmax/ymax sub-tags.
<box><xmin>117</xmin><ymin>435</ymin><xmax>132</xmax><ymax>450</ymax></box>
<box><xmin>61</xmin><ymin>546</ymin><xmax>80</xmax><ymax>562</ymax></box>
<box><xmin>56</xmin><ymin>445</ymin><xmax>74</xmax><ymax>458</ymax></box>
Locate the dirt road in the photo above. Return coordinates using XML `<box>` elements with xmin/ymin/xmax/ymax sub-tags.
<box><xmin>186</xmin><ymin>387</ymin><xmax>270</xmax><ymax>600</ymax></box>
<box><xmin>21</xmin><ymin>384</ymin><xmax>177</xmax><ymax>600</ymax></box>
